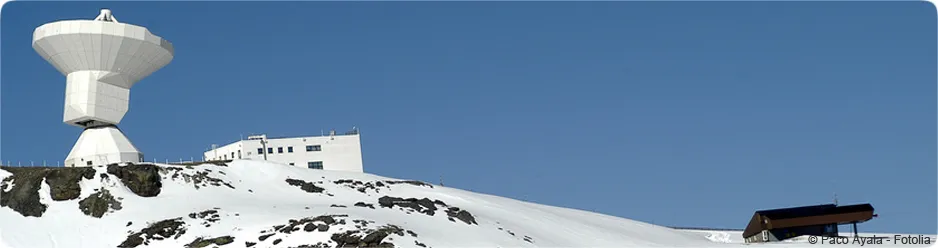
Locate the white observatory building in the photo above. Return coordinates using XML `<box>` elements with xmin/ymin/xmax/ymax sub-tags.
<box><xmin>32</xmin><ymin>9</ymin><xmax>174</xmax><ymax>167</ymax></box>
<box><xmin>204</xmin><ymin>129</ymin><xmax>364</xmax><ymax>173</ymax></box>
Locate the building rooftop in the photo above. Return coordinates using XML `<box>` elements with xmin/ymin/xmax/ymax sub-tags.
<box><xmin>206</xmin><ymin>128</ymin><xmax>361</xmax><ymax>152</ymax></box>
<box><xmin>742</xmin><ymin>203</ymin><xmax>876</xmax><ymax>239</ymax></box>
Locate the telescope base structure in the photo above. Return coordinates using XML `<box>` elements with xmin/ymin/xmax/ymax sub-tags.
<box><xmin>64</xmin><ymin>125</ymin><xmax>144</xmax><ymax>167</ymax></box>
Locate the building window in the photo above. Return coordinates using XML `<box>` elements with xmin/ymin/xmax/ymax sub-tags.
<box><xmin>306</xmin><ymin>145</ymin><xmax>321</xmax><ymax>152</ymax></box>
<box><xmin>268</xmin><ymin>148</ymin><xmax>273</xmax><ymax>154</ymax></box>
<box><xmin>257</xmin><ymin>148</ymin><xmax>264</xmax><ymax>154</ymax></box>
<box><xmin>224</xmin><ymin>154</ymin><xmax>227</xmax><ymax>160</ymax></box>
<box><xmin>231</xmin><ymin>152</ymin><xmax>234</xmax><ymax>158</ymax></box>
<box><xmin>86</xmin><ymin>161</ymin><xmax>92</xmax><ymax>165</ymax></box>
<box><xmin>308</xmin><ymin>161</ymin><xmax>323</xmax><ymax>169</ymax></box>
<box><xmin>288</xmin><ymin>146</ymin><xmax>294</xmax><ymax>153</ymax></box>
<box><xmin>277</xmin><ymin>147</ymin><xmax>284</xmax><ymax>153</ymax></box>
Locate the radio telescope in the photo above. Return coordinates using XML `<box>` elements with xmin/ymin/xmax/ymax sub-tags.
<box><xmin>32</xmin><ymin>9</ymin><xmax>174</xmax><ymax>167</ymax></box>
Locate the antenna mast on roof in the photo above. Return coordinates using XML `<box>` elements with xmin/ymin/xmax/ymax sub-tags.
<box><xmin>93</xmin><ymin>9</ymin><xmax>120</xmax><ymax>23</ymax></box>
<box><xmin>833</xmin><ymin>192</ymin><xmax>838</xmax><ymax>206</ymax></box>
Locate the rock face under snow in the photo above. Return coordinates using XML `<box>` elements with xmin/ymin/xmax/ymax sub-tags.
<box><xmin>0</xmin><ymin>160</ymin><xmax>723</xmax><ymax>248</ymax></box>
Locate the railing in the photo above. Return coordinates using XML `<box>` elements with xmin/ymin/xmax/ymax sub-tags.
<box><xmin>668</xmin><ymin>226</ymin><xmax>745</xmax><ymax>231</ymax></box>
<box><xmin>0</xmin><ymin>157</ymin><xmax>219</xmax><ymax>167</ymax></box>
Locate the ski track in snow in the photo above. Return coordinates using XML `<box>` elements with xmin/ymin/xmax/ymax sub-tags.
<box><xmin>0</xmin><ymin>160</ymin><xmax>933</xmax><ymax>248</ymax></box>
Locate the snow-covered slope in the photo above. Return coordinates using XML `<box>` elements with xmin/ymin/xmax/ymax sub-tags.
<box><xmin>0</xmin><ymin>160</ymin><xmax>930</xmax><ymax>248</ymax></box>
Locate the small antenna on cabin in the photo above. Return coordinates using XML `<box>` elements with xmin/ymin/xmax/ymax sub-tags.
<box><xmin>440</xmin><ymin>174</ymin><xmax>444</xmax><ymax>187</ymax></box>
<box><xmin>833</xmin><ymin>192</ymin><xmax>838</xmax><ymax>206</ymax></box>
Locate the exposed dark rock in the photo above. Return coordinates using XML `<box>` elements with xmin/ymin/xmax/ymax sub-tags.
<box><xmin>127</xmin><ymin>221</ymin><xmax>133</xmax><ymax>227</ymax></box>
<box><xmin>0</xmin><ymin>166</ymin><xmax>98</xmax><ymax>217</ymax></box>
<box><xmin>330</xmin><ymin>231</ymin><xmax>363</xmax><ymax>247</ymax></box>
<box><xmin>188</xmin><ymin>209</ymin><xmax>219</xmax><ymax>219</ymax></box>
<box><xmin>188</xmin><ymin>209</ymin><xmax>221</xmax><ymax>227</ymax></box>
<box><xmin>312</xmin><ymin>215</ymin><xmax>337</xmax><ymax>225</ymax></box>
<box><xmin>331</xmin><ymin>225</ymin><xmax>405</xmax><ymax>248</ymax></box>
<box><xmin>258</xmin><ymin>234</ymin><xmax>274</xmax><ymax>241</ymax></box>
<box><xmin>273</xmin><ymin>239</ymin><xmax>282</xmax><ymax>245</ymax></box>
<box><xmin>406</xmin><ymin>230</ymin><xmax>418</xmax><ymax>237</ymax></box>
<box><xmin>78</xmin><ymin>188</ymin><xmax>122</xmax><ymax>218</ymax></box>
<box><xmin>46</xmin><ymin>167</ymin><xmax>96</xmax><ymax>200</ymax></box>
<box><xmin>118</xmin><ymin>218</ymin><xmax>187</xmax><ymax>248</ymax></box>
<box><xmin>330</xmin><ymin>204</ymin><xmax>347</xmax><ymax>208</ymax></box>
<box><xmin>285</xmin><ymin>178</ymin><xmax>325</xmax><ymax>193</ymax></box>
<box><xmin>378</xmin><ymin>196</ymin><xmax>437</xmax><ymax>216</ymax></box>
<box><xmin>334</xmin><ymin>179</ymin><xmax>434</xmax><ymax>195</ymax></box>
<box><xmin>333</xmin><ymin>179</ymin><xmax>356</xmax><ymax>184</ymax></box>
<box><xmin>354</xmin><ymin>202</ymin><xmax>375</xmax><ymax>209</ymax></box>
<box><xmin>269</xmin><ymin>215</ymin><xmax>343</xmax><ymax>237</ymax></box>
<box><xmin>160</xmin><ymin>166</ymin><xmax>234</xmax><ymax>190</ymax></box>
<box><xmin>107</xmin><ymin>163</ymin><xmax>163</xmax><ymax>197</ymax></box>
<box><xmin>245</xmin><ymin>241</ymin><xmax>256</xmax><ymax>247</ymax></box>
<box><xmin>415</xmin><ymin>241</ymin><xmax>427</xmax><ymax>247</ymax></box>
<box><xmin>185</xmin><ymin>236</ymin><xmax>234</xmax><ymax>248</ymax></box>
<box><xmin>524</xmin><ymin>235</ymin><xmax>534</xmax><ymax>243</ymax></box>
<box><xmin>288</xmin><ymin>243</ymin><xmax>331</xmax><ymax>248</ymax></box>
<box><xmin>384</xmin><ymin>180</ymin><xmax>433</xmax><ymax>188</ymax></box>
<box><xmin>445</xmin><ymin>207</ymin><xmax>478</xmax><ymax>225</ymax></box>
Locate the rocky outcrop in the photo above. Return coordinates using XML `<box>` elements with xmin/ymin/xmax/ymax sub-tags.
<box><xmin>78</xmin><ymin>188</ymin><xmax>123</xmax><ymax>218</ymax></box>
<box><xmin>285</xmin><ymin>178</ymin><xmax>325</xmax><ymax>193</ymax></box>
<box><xmin>185</xmin><ymin>236</ymin><xmax>234</xmax><ymax>248</ymax></box>
<box><xmin>334</xmin><ymin>179</ymin><xmax>435</xmax><ymax>194</ymax></box>
<box><xmin>330</xmin><ymin>224</ymin><xmax>406</xmax><ymax>248</ymax></box>
<box><xmin>445</xmin><ymin>207</ymin><xmax>478</xmax><ymax>225</ymax></box>
<box><xmin>107</xmin><ymin>163</ymin><xmax>162</xmax><ymax>197</ymax></box>
<box><xmin>0</xmin><ymin>166</ymin><xmax>95</xmax><ymax>217</ymax></box>
<box><xmin>118</xmin><ymin>218</ymin><xmax>187</xmax><ymax>248</ymax></box>
<box><xmin>160</xmin><ymin>166</ymin><xmax>234</xmax><ymax>190</ymax></box>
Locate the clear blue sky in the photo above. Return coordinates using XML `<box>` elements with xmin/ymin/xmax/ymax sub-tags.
<box><xmin>2</xmin><ymin>1</ymin><xmax>935</xmax><ymax>234</ymax></box>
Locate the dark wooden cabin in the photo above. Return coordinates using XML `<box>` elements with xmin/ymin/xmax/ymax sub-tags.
<box><xmin>742</xmin><ymin>203</ymin><xmax>876</xmax><ymax>243</ymax></box>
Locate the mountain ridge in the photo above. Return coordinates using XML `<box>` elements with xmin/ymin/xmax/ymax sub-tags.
<box><xmin>0</xmin><ymin>160</ymin><xmax>711</xmax><ymax>248</ymax></box>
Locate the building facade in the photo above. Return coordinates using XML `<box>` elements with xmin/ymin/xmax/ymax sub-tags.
<box><xmin>203</xmin><ymin>129</ymin><xmax>363</xmax><ymax>172</ymax></box>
